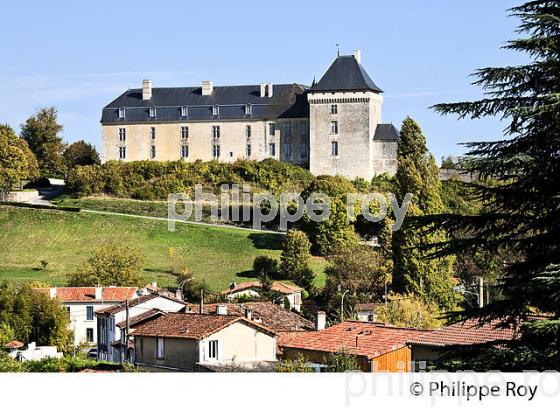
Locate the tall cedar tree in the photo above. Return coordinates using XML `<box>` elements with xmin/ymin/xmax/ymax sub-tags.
<box><xmin>392</xmin><ymin>117</ymin><xmax>460</xmax><ymax>311</ymax></box>
<box><xmin>431</xmin><ymin>1</ymin><xmax>560</xmax><ymax>369</ymax></box>
<box><xmin>20</xmin><ymin>107</ymin><xmax>66</xmax><ymax>177</ymax></box>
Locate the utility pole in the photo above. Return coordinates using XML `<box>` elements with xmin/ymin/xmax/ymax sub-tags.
<box><xmin>200</xmin><ymin>278</ymin><xmax>205</xmax><ymax>314</ymax></box>
<box><xmin>123</xmin><ymin>299</ymin><xmax>129</xmax><ymax>363</ymax></box>
<box><xmin>340</xmin><ymin>290</ymin><xmax>349</xmax><ymax>321</ymax></box>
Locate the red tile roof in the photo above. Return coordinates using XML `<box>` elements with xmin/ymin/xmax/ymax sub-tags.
<box><xmin>35</xmin><ymin>287</ymin><xmax>138</xmax><ymax>302</ymax></box>
<box><xmin>278</xmin><ymin>321</ymin><xmax>429</xmax><ymax>360</ymax></box>
<box><xmin>221</xmin><ymin>281</ymin><xmax>302</xmax><ymax>295</ymax></box>
<box><xmin>408</xmin><ymin>318</ymin><xmax>520</xmax><ymax>347</ymax></box>
<box><xmin>133</xmin><ymin>313</ymin><xmax>276</xmax><ymax>340</ymax></box>
<box><xmin>184</xmin><ymin>302</ymin><xmax>314</xmax><ymax>332</ymax></box>
<box><xmin>116</xmin><ymin>308</ymin><xmax>165</xmax><ymax>329</ymax></box>
<box><xmin>3</xmin><ymin>340</ymin><xmax>24</xmax><ymax>349</ymax></box>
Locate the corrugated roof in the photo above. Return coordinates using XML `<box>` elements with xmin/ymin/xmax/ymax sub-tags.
<box><xmin>310</xmin><ymin>55</ymin><xmax>383</xmax><ymax>93</ymax></box>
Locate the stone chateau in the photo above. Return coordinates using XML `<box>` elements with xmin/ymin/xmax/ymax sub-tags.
<box><xmin>101</xmin><ymin>50</ymin><xmax>398</xmax><ymax>180</ymax></box>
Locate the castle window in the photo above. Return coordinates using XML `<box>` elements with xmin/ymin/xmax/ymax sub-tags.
<box><xmin>330</xmin><ymin>121</ymin><xmax>338</xmax><ymax>135</ymax></box>
<box><xmin>245</xmin><ymin>125</ymin><xmax>251</xmax><ymax>138</ymax></box>
<box><xmin>212</xmin><ymin>105</ymin><xmax>219</xmax><ymax>116</ymax></box>
<box><xmin>212</xmin><ymin>126</ymin><xmax>220</xmax><ymax>139</ymax></box>
<box><xmin>284</xmin><ymin>144</ymin><xmax>291</xmax><ymax>158</ymax></box>
<box><xmin>212</xmin><ymin>144</ymin><xmax>220</xmax><ymax>158</ymax></box>
<box><xmin>300</xmin><ymin>144</ymin><xmax>308</xmax><ymax>159</ymax></box>
<box><xmin>119</xmin><ymin>146</ymin><xmax>126</xmax><ymax>160</ymax></box>
<box><xmin>383</xmin><ymin>144</ymin><xmax>388</xmax><ymax>158</ymax></box>
<box><xmin>331</xmin><ymin>141</ymin><xmax>339</xmax><ymax>157</ymax></box>
<box><xmin>181</xmin><ymin>145</ymin><xmax>189</xmax><ymax>159</ymax></box>
<box><xmin>284</xmin><ymin>122</ymin><xmax>291</xmax><ymax>136</ymax></box>
<box><xmin>181</xmin><ymin>106</ymin><xmax>188</xmax><ymax>117</ymax></box>
<box><xmin>245</xmin><ymin>104</ymin><xmax>252</xmax><ymax>115</ymax></box>
<box><xmin>331</xmin><ymin>104</ymin><xmax>338</xmax><ymax>114</ymax></box>
<box><xmin>269</xmin><ymin>123</ymin><xmax>276</xmax><ymax>136</ymax></box>
<box><xmin>180</xmin><ymin>126</ymin><xmax>189</xmax><ymax>140</ymax></box>
<box><xmin>118</xmin><ymin>108</ymin><xmax>126</xmax><ymax>119</ymax></box>
<box><xmin>150</xmin><ymin>127</ymin><xmax>156</xmax><ymax>140</ymax></box>
<box><xmin>246</xmin><ymin>144</ymin><xmax>251</xmax><ymax>157</ymax></box>
<box><xmin>269</xmin><ymin>143</ymin><xmax>276</xmax><ymax>156</ymax></box>
<box><xmin>149</xmin><ymin>107</ymin><xmax>156</xmax><ymax>118</ymax></box>
<box><xmin>118</xmin><ymin>128</ymin><xmax>126</xmax><ymax>142</ymax></box>
<box><xmin>300</xmin><ymin>123</ymin><xmax>307</xmax><ymax>136</ymax></box>
<box><xmin>150</xmin><ymin>145</ymin><xmax>156</xmax><ymax>159</ymax></box>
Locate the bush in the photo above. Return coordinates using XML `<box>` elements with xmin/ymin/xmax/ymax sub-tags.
<box><xmin>253</xmin><ymin>256</ymin><xmax>279</xmax><ymax>279</ymax></box>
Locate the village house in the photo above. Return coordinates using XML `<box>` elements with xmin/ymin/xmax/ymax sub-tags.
<box><xmin>278</xmin><ymin>314</ymin><xmax>429</xmax><ymax>372</ymax></box>
<box><xmin>4</xmin><ymin>342</ymin><xmax>63</xmax><ymax>362</ymax></box>
<box><xmin>101</xmin><ymin>50</ymin><xmax>399</xmax><ymax>180</ymax></box>
<box><xmin>133</xmin><ymin>311</ymin><xmax>277</xmax><ymax>372</ymax></box>
<box><xmin>95</xmin><ymin>293</ymin><xmax>187</xmax><ymax>362</ymax></box>
<box><xmin>221</xmin><ymin>282</ymin><xmax>303</xmax><ymax>311</ymax></box>
<box><xmin>355</xmin><ymin>302</ymin><xmax>382</xmax><ymax>322</ymax></box>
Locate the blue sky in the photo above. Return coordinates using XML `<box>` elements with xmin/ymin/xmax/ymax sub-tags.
<box><xmin>0</xmin><ymin>0</ymin><xmax>525</xmax><ymax>162</ymax></box>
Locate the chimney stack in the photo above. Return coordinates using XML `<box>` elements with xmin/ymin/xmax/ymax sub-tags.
<box><xmin>353</xmin><ymin>49</ymin><xmax>362</xmax><ymax>64</ymax></box>
<box><xmin>95</xmin><ymin>287</ymin><xmax>103</xmax><ymax>300</ymax></box>
<box><xmin>259</xmin><ymin>83</ymin><xmax>266</xmax><ymax>98</ymax></box>
<box><xmin>202</xmin><ymin>80</ymin><xmax>213</xmax><ymax>96</ymax></box>
<box><xmin>245</xmin><ymin>308</ymin><xmax>253</xmax><ymax>321</ymax></box>
<box><xmin>175</xmin><ymin>289</ymin><xmax>183</xmax><ymax>301</ymax></box>
<box><xmin>267</xmin><ymin>82</ymin><xmax>273</xmax><ymax>97</ymax></box>
<box><xmin>315</xmin><ymin>311</ymin><xmax>326</xmax><ymax>331</ymax></box>
<box><xmin>216</xmin><ymin>304</ymin><xmax>228</xmax><ymax>315</ymax></box>
<box><xmin>49</xmin><ymin>287</ymin><xmax>57</xmax><ymax>299</ymax></box>
<box><xmin>142</xmin><ymin>79</ymin><xmax>152</xmax><ymax>100</ymax></box>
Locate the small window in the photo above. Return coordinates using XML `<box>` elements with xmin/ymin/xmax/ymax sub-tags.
<box><xmin>181</xmin><ymin>145</ymin><xmax>189</xmax><ymax>159</ymax></box>
<box><xmin>268</xmin><ymin>123</ymin><xmax>275</xmax><ymax>136</ymax></box>
<box><xmin>149</xmin><ymin>107</ymin><xmax>156</xmax><ymax>118</ymax></box>
<box><xmin>139</xmin><ymin>338</ymin><xmax>144</xmax><ymax>357</ymax></box>
<box><xmin>213</xmin><ymin>144</ymin><xmax>220</xmax><ymax>159</ymax></box>
<box><xmin>383</xmin><ymin>144</ymin><xmax>388</xmax><ymax>158</ymax></box>
<box><xmin>300</xmin><ymin>122</ymin><xmax>307</xmax><ymax>136</ymax></box>
<box><xmin>150</xmin><ymin>145</ymin><xmax>156</xmax><ymax>159</ymax></box>
<box><xmin>245</xmin><ymin>104</ymin><xmax>252</xmax><ymax>115</ymax></box>
<box><xmin>208</xmin><ymin>340</ymin><xmax>218</xmax><ymax>360</ymax></box>
<box><xmin>64</xmin><ymin>306</ymin><xmax>70</xmax><ymax>317</ymax></box>
<box><xmin>269</xmin><ymin>143</ymin><xmax>276</xmax><ymax>156</ymax></box>
<box><xmin>300</xmin><ymin>144</ymin><xmax>308</xmax><ymax>159</ymax></box>
<box><xmin>331</xmin><ymin>141</ymin><xmax>339</xmax><ymax>157</ymax></box>
<box><xmin>284</xmin><ymin>144</ymin><xmax>291</xmax><ymax>157</ymax></box>
<box><xmin>330</xmin><ymin>121</ymin><xmax>338</xmax><ymax>135</ymax></box>
<box><xmin>331</xmin><ymin>104</ymin><xmax>338</xmax><ymax>114</ymax></box>
<box><xmin>150</xmin><ymin>127</ymin><xmax>156</xmax><ymax>140</ymax></box>
<box><xmin>284</xmin><ymin>122</ymin><xmax>291</xmax><ymax>136</ymax></box>
<box><xmin>118</xmin><ymin>128</ymin><xmax>126</xmax><ymax>142</ymax></box>
<box><xmin>212</xmin><ymin>126</ymin><xmax>220</xmax><ymax>139</ymax></box>
<box><xmin>246</xmin><ymin>144</ymin><xmax>251</xmax><ymax>157</ymax></box>
<box><xmin>156</xmin><ymin>337</ymin><xmax>165</xmax><ymax>359</ymax></box>
<box><xmin>180</xmin><ymin>126</ymin><xmax>189</xmax><ymax>140</ymax></box>
<box><xmin>181</xmin><ymin>106</ymin><xmax>188</xmax><ymax>117</ymax></box>
<box><xmin>86</xmin><ymin>328</ymin><xmax>94</xmax><ymax>343</ymax></box>
<box><xmin>245</xmin><ymin>125</ymin><xmax>251</xmax><ymax>138</ymax></box>
<box><xmin>86</xmin><ymin>306</ymin><xmax>94</xmax><ymax>321</ymax></box>
<box><xmin>118</xmin><ymin>108</ymin><xmax>126</xmax><ymax>119</ymax></box>
<box><xmin>119</xmin><ymin>146</ymin><xmax>126</xmax><ymax>160</ymax></box>
<box><xmin>212</xmin><ymin>105</ymin><xmax>219</xmax><ymax>116</ymax></box>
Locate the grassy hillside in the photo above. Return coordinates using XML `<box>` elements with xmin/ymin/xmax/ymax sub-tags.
<box><xmin>0</xmin><ymin>205</ymin><xmax>326</xmax><ymax>291</ymax></box>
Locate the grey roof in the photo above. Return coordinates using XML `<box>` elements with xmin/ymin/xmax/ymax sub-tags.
<box><xmin>374</xmin><ymin>124</ymin><xmax>399</xmax><ymax>141</ymax></box>
<box><xmin>101</xmin><ymin>83</ymin><xmax>309</xmax><ymax>124</ymax></box>
<box><xmin>310</xmin><ymin>55</ymin><xmax>383</xmax><ymax>93</ymax></box>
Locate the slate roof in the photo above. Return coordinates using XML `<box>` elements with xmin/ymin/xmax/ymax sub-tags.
<box><xmin>374</xmin><ymin>124</ymin><xmax>399</xmax><ymax>141</ymax></box>
<box><xmin>221</xmin><ymin>281</ymin><xmax>302</xmax><ymax>296</ymax></box>
<box><xmin>185</xmin><ymin>302</ymin><xmax>314</xmax><ymax>333</ymax></box>
<box><xmin>101</xmin><ymin>83</ymin><xmax>309</xmax><ymax>124</ymax></box>
<box><xmin>278</xmin><ymin>321</ymin><xmax>428</xmax><ymax>360</ymax></box>
<box><xmin>35</xmin><ymin>287</ymin><xmax>138</xmax><ymax>302</ymax></box>
<box><xmin>310</xmin><ymin>55</ymin><xmax>383</xmax><ymax>93</ymax></box>
<box><xmin>132</xmin><ymin>313</ymin><xmax>276</xmax><ymax>340</ymax></box>
<box><xmin>408</xmin><ymin>318</ymin><xmax>520</xmax><ymax>348</ymax></box>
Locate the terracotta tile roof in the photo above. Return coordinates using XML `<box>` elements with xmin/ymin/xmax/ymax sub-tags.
<box><xmin>185</xmin><ymin>302</ymin><xmax>314</xmax><ymax>332</ymax></box>
<box><xmin>278</xmin><ymin>321</ymin><xmax>429</xmax><ymax>360</ymax></box>
<box><xmin>35</xmin><ymin>287</ymin><xmax>138</xmax><ymax>302</ymax></box>
<box><xmin>133</xmin><ymin>313</ymin><xmax>276</xmax><ymax>340</ymax></box>
<box><xmin>408</xmin><ymin>318</ymin><xmax>520</xmax><ymax>347</ymax></box>
<box><xmin>3</xmin><ymin>340</ymin><xmax>24</xmax><ymax>349</ymax></box>
<box><xmin>221</xmin><ymin>281</ymin><xmax>302</xmax><ymax>295</ymax></box>
<box><xmin>116</xmin><ymin>308</ymin><xmax>165</xmax><ymax>328</ymax></box>
<box><xmin>96</xmin><ymin>293</ymin><xmax>184</xmax><ymax>315</ymax></box>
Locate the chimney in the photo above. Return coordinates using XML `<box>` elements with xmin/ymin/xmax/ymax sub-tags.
<box><xmin>353</xmin><ymin>49</ymin><xmax>362</xmax><ymax>64</ymax></box>
<box><xmin>151</xmin><ymin>281</ymin><xmax>157</xmax><ymax>289</ymax></box>
<box><xmin>142</xmin><ymin>79</ymin><xmax>152</xmax><ymax>100</ymax></box>
<box><xmin>95</xmin><ymin>287</ymin><xmax>102</xmax><ymax>300</ymax></box>
<box><xmin>259</xmin><ymin>83</ymin><xmax>266</xmax><ymax>98</ymax></box>
<box><xmin>244</xmin><ymin>308</ymin><xmax>253</xmax><ymax>321</ymax></box>
<box><xmin>201</xmin><ymin>80</ymin><xmax>213</xmax><ymax>96</ymax></box>
<box><xmin>229</xmin><ymin>282</ymin><xmax>237</xmax><ymax>290</ymax></box>
<box><xmin>315</xmin><ymin>311</ymin><xmax>326</xmax><ymax>331</ymax></box>
<box><xmin>267</xmin><ymin>82</ymin><xmax>273</xmax><ymax>97</ymax></box>
<box><xmin>175</xmin><ymin>289</ymin><xmax>183</xmax><ymax>301</ymax></box>
<box><xmin>216</xmin><ymin>304</ymin><xmax>228</xmax><ymax>315</ymax></box>
<box><xmin>49</xmin><ymin>287</ymin><xmax>57</xmax><ymax>299</ymax></box>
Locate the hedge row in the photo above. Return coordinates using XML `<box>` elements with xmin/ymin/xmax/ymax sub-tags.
<box><xmin>66</xmin><ymin>159</ymin><xmax>315</xmax><ymax>200</ymax></box>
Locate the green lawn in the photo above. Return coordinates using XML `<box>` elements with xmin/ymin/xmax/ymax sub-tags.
<box><xmin>0</xmin><ymin>205</ymin><xmax>326</xmax><ymax>291</ymax></box>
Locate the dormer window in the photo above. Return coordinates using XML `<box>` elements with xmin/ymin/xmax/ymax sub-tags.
<box><xmin>245</xmin><ymin>104</ymin><xmax>252</xmax><ymax>115</ymax></box>
<box><xmin>149</xmin><ymin>107</ymin><xmax>156</xmax><ymax>118</ymax></box>
<box><xmin>118</xmin><ymin>108</ymin><xmax>126</xmax><ymax>119</ymax></box>
<box><xmin>212</xmin><ymin>105</ymin><xmax>219</xmax><ymax>116</ymax></box>
<box><xmin>181</xmin><ymin>106</ymin><xmax>188</xmax><ymax>117</ymax></box>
